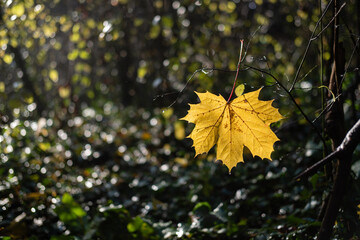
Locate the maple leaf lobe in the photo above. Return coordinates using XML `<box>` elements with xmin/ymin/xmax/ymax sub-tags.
<box><xmin>181</xmin><ymin>88</ymin><xmax>283</xmax><ymax>172</ymax></box>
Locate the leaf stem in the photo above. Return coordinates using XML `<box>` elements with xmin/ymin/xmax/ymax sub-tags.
<box><xmin>227</xmin><ymin>39</ymin><xmax>244</xmax><ymax>103</ymax></box>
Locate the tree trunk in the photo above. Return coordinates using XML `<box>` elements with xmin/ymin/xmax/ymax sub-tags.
<box><xmin>318</xmin><ymin>0</ymin><xmax>351</xmax><ymax>239</ymax></box>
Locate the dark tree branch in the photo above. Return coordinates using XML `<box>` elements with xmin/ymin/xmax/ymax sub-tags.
<box><xmin>294</xmin><ymin>119</ymin><xmax>360</xmax><ymax>180</ymax></box>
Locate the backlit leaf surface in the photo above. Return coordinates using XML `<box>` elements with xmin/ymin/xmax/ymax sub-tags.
<box><xmin>181</xmin><ymin>89</ymin><xmax>283</xmax><ymax>171</ymax></box>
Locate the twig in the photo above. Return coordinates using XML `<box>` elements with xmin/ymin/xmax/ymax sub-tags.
<box><xmin>290</xmin><ymin>0</ymin><xmax>346</xmax><ymax>93</ymax></box>
<box><xmin>311</xmin><ymin>95</ymin><xmax>340</xmax><ymax>124</ymax></box>
<box><xmin>310</xmin><ymin>3</ymin><xmax>347</xmax><ymax>41</ymax></box>
<box><xmin>244</xmin><ymin>64</ymin><xmax>328</xmax><ymax>149</ymax></box>
<box><xmin>158</xmin><ymin>67</ymin><xmax>239</xmax><ymax>108</ymax></box>
<box><xmin>340</xmin><ymin>36</ymin><xmax>360</xmax><ymax>86</ymax></box>
<box><xmin>242</xmin><ymin>26</ymin><xmax>262</xmax><ymax>62</ymax></box>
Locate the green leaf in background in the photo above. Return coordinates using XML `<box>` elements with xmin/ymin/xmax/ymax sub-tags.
<box><xmin>55</xmin><ymin>193</ymin><xmax>86</xmax><ymax>224</ymax></box>
<box><xmin>38</xmin><ymin>142</ymin><xmax>51</xmax><ymax>151</ymax></box>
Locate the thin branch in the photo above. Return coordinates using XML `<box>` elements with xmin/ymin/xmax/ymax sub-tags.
<box><xmin>244</xmin><ymin>65</ymin><xmax>288</xmax><ymax>95</ymax></box>
<box><xmin>311</xmin><ymin>95</ymin><xmax>341</xmax><ymax>124</ymax></box>
<box><xmin>310</xmin><ymin>3</ymin><xmax>347</xmax><ymax>41</ymax></box>
<box><xmin>297</xmin><ymin>65</ymin><xmax>318</xmax><ymax>83</ymax></box>
<box><xmin>242</xmin><ymin>26</ymin><xmax>262</xmax><ymax>62</ymax></box>
<box><xmin>290</xmin><ymin>0</ymin><xmax>342</xmax><ymax>93</ymax></box>
<box><xmin>340</xmin><ymin>36</ymin><xmax>360</xmax><ymax>86</ymax></box>
<box><xmin>341</xmin><ymin>15</ymin><xmax>360</xmax><ymax>57</ymax></box>
<box><xmin>294</xmin><ymin>118</ymin><xmax>360</xmax><ymax>180</ymax></box>
<box><xmin>244</xmin><ymin>64</ymin><xmax>328</xmax><ymax>149</ymax></box>
<box><xmin>156</xmin><ymin>67</ymin><xmax>240</xmax><ymax>108</ymax></box>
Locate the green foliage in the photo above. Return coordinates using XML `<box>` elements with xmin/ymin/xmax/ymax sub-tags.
<box><xmin>54</xmin><ymin>193</ymin><xmax>86</xmax><ymax>232</ymax></box>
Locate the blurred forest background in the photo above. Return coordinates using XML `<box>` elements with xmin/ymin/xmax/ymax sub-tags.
<box><xmin>0</xmin><ymin>0</ymin><xmax>360</xmax><ymax>239</ymax></box>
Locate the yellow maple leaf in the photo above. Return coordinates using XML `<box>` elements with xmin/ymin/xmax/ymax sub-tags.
<box><xmin>181</xmin><ymin>88</ymin><xmax>283</xmax><ymax>171</ymax></box>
